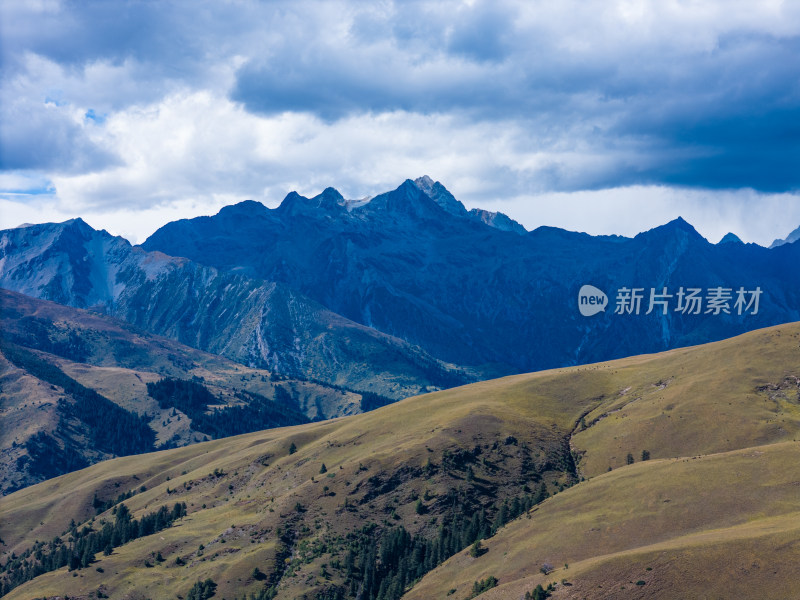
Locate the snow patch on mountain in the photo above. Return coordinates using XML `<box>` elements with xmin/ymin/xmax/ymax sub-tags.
<box><xmin>469</xmin><ymin>208</ymin><xmax>527</xmax><ymax>234</ymax></box>
<box><xmin>344</xmin><ymin>197</ymin><xmax>371</xmax><ymax>211</ymax></box>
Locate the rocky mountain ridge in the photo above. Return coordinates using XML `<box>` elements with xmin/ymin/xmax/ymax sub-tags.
<box><xmin>0</xmin><ymin>218</ymin><xmax>480</xmax><ymax>400</ymax></box>
<box><xmin>142</xmin><ymin>178</ymin><xmax>800</xmax><ymax>374</ymax></box>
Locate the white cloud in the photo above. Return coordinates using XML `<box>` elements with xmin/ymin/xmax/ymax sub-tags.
<box><xmin>31</xmin><ymin>90</ymin><xmax>648</xmax><ymax>209</ymax></box>
<box><xmin>44</xmin><ymin>91</ymin><xmax>513</xmax><ymax>212</ymax></box>
<box><xmin>476</xmin><ymin>186</ymin><xmax>800</xmax><ymax>247</ymax></box>
<box><xmin>0</xmin><ymin>195</ymin><xmax>231</xmax><ymax>245</ymax></box>
<box><xmin>2</xmin><ymin>0</ymin><xmax>800</xmax><ymax>243</ymax></box>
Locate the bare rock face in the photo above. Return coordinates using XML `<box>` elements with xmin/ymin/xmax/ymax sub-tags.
<box><xmin>0</xmin><ymin>218</ymin><xmax>477</xmax><ymax>401</ymax></box>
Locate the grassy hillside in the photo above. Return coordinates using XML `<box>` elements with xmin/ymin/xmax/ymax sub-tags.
<box><xmin>407</xmin><ymin>323</ymin><xmax>800</xmax><ymax>600</ymax></box>
<box><xmin>1</xmin><ymin>322</ymin><xmax>799</xmax><ymax>598</ymax></box>
<box><xmin>0</xmin><ymin>288</ymin><xmax>364</xmax><ymax>419</ymax></box>
<box><xmin>0</xmin><ymin>362</ymin><xmax>591</xmax><ymax>598</ymax></box>
<box><xmin>0</xmin><ymin>290</ymin><xmax>367</xmax><ymax>494</ymax></box>
<box><xmin>571</xmin><ymin>324</ymin><xmax>800</xmax><ymax>475</ymax></box>
<box><xmin>406</xmin><ymin>442</ymin><xmax>800</xmax><ymax>600</ymax></box>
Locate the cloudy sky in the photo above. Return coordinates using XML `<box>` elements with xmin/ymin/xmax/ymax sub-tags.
<box><xmin>1</xmin><ymin>0</ymin><xmax>799</xmax><ymax>245</ymax></box>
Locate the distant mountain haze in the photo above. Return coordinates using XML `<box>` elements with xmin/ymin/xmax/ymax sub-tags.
<box><xmin>770</xmin><ymin>224</ymin><xmax>800</xmax><ymax>248</ymax></box>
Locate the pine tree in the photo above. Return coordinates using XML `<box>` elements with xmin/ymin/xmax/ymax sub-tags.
<box><xmin>415</xmin><ymin>499</ymin><xmax>425</xmax><ymax>515</ymax></box>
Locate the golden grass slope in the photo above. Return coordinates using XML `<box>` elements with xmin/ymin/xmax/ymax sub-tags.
<box><xmin>0</xmin><ymin>288</ymin><xmax>368</xmax><ymax>492</ymax></box>
<box><xmin>0</xmin><ymin>360</ymin><xmax>598</xmax><ymax>598</ymax></box>
<box><xmin>1</xmin><ymin>321</ymin><xmax>799</xmax><ymax>599</ymax></box>
<box><xmin>406</xmin><ymin>442</ymin><xmax>800</xmax><ymax>600</ymax></box>
<box><xmin>572</xmin><ymin>324</ymin><xmax>800</xmax><ymax>476</ymax></box>
<box><xmin>406</xmin><ymin>322</ymin><xmax>800</xmax><ymax>600</ymax></box>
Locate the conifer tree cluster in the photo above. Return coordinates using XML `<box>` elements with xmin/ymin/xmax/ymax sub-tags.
<box><xmin>147</xmin><ymin>378</ymin><xmax>308</xmax><ymax>439</ymax></box>
<box><xmin>237</xmin><ymin>484</ymin><xmax>551</xmax><ymax>600</ymax></box>
<box><xmin>1</xmin><ymin>341</ymin><xmax>155</xmax><ymax>463</ymax></box>
<box><xmin>0</xmin><ymin>502</ymin><xmax>186</xmax><ymax>595</ymax></box>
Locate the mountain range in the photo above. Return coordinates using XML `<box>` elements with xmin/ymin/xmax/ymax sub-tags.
<box><xmin>770</xmin><ymin>224</ymin><xmax>800</xmax><ymax>248</ymax></box>
<box><xmin>2</xmin><ymin>177</ymin><xmax>800</xmax><ymax>496</ymax></box>
<box><xmin>2</xmin><ymin>178</ymin><xmax>800</xmax><ymax>598</ymax></box>
<box><xmin>0</xmin><ymin>216</ymin><xmax>478</xmax><ymax>400</ymax></box>
<box><xmin>142</xmin><ymin>176</ymin><xmax>800</xmax><ymax>373</ymax></box>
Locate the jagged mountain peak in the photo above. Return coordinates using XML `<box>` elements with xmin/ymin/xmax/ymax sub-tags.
<box><xmin>413</xmin><ymin>175</ymin><xmax>435</xmax><ymax>195</ymax></box>
<box><xmin>395</xmin><ymin>178</ymin><xmax>443</xmax><ymax>207</ymax></box>
<box><xmin>312</xmin><ymin>187</ymin><xmax>346</xmax><ymax>211</ymax></box>
<box><xmin>55</xmin><ymin>217</ymin><xmax>122</xmax><ymax>243</ymax></box>
<box><xmin>666</xmin><ymin>216</ymin><xmax>694</xmax><ymax>230</ymax></box>
<box><xmin>8</xmin><ymin>216</ymin><xmax>121</xmax><ymax>246</ymax></box>
<box><xmin>719</xmin><ymin>232</ymin><xmax>743</xmax><ymax>244</ymax></box>
<box><xmin>278</xmin><ymin>188</ymin><xmax>348</xmax><ymax>216</ymax></box>
<box><xmin>277</xmin><ymin>191</ymin><xmax>313</xmax><ymax>216</ymax></box>
<box><xmin>412</xmin><ymin>177</ymin><xmax>526</xmax><ymax>234</ymax></box>
<box><xmin>636</xmin><ymin>216</ymin><xmax>705</xmax><ymax>242</ymax></box>
<box><xmin>0</xmin><ymin>218</ymin><xmax>136</xmax><ymax>309</ymax></box>
<box><xmin>400</xmin><ymin>178</ymin><xmax>424</xmax><ymax>193</ymax></box>
<box><xmin>17</xmin><ymin>216</ymin><xmax>90</xmax><ymax>237</ymax></box>
<box><xmin>359</xmin><ymin>179</ymin><xmax>446</xmax><ymax>219</ymax></box>
<box><xmin>63</xmin><ymin>216</ymin><xmax>88</xmax><ymax>227</ymax></box>
<box><xmin>319</xmin><ymin>186</ymin><xmax>344</xmax><ymax>200</ymax></box>
<box><xmin>413</xmin><ymin>176</ymin><xmax>468</xmax><ymax>217</ymax></box>
<box><xmin>279</xmin><ymin>190</ymin><xmax>308</xmax><ymax>206</ymax></box>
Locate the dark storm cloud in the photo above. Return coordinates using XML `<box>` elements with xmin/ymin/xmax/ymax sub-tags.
<box><xmin>0</xmin><ymin>0</ymin><xmax>255</xmax><ymax>95</ymax></box>
<box><xmin>2</xmin><ymin>0</ymin><xmax>800</xmax><ymax>192</ymax></box>
<box><xmin>445</xmin><ymin>2</ymin><xmax>516</xmax><ymax>62</ymax></box>
<box><xmin>225</xmin><ymin>4</ymin><xmax>800</xmax><ymax>191</ymax></box>
<box><xmin>601</xmin><ymin>32</ymin><xmax>800</xmax><ymax>191</ymax></box>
